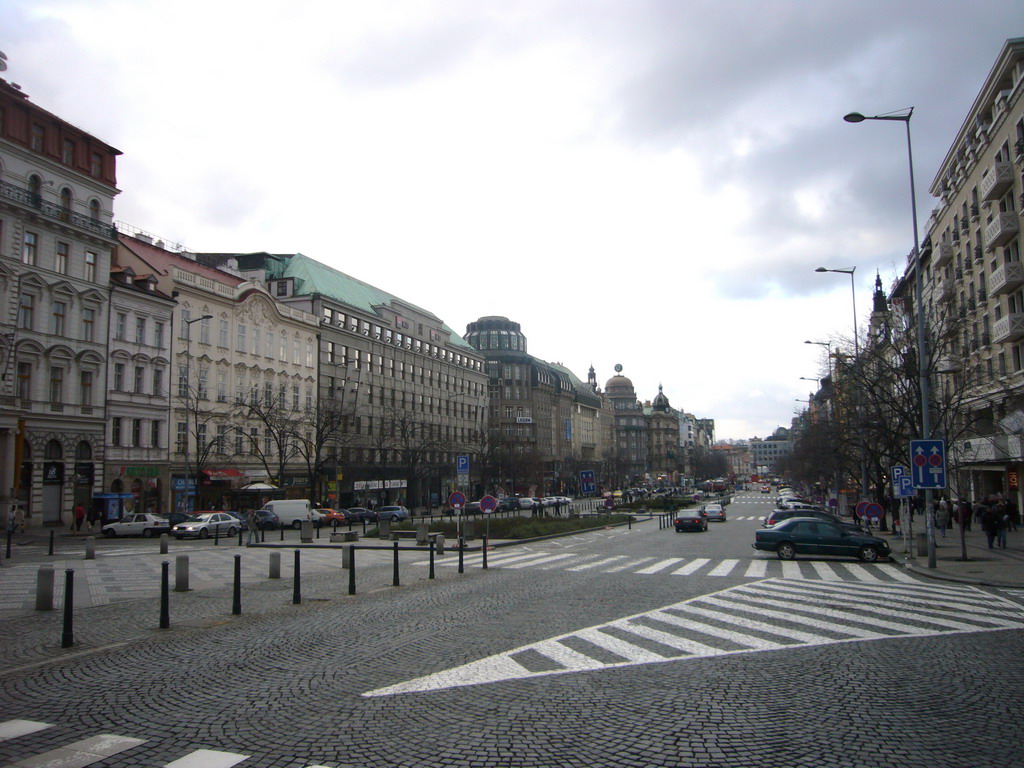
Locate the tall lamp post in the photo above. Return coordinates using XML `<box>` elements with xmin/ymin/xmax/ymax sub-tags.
<box><xmin>844</xmin><ymin>108</ymin><xmax>934</xmax><ymax>567</ymax></box>
<box><xmin>814</xmin><ymin>267</ymin><xmax>869</xmax><ymax>502</ymax></box>
<box><xmin>804</xmin><ymin>339</ymin><xmax>834</xmax><ymax>379</ymax></box>
<box><xmin>182</xmin><ymin>314</ymin><xmax>212</xmax><ymax>514</ymax></box>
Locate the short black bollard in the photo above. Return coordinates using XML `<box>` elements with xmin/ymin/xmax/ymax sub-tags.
<box><xmin>214</xmin><ymin>525</ymin><xmax>219</xmax><ymax>545</ymax></box>
<box><xmin>482</xmin><ymin>535</ymin><xmax>488</xmax><ymax>570</ymax></box>
<box><xmin>6</xmin><ymin>528</ymin><xmax>12</xmax><ymax>558</ymax></box>
<box><xmin>628</xmin><ymin>515</ymin><xmax>632</xmax><ymax>530</ymax></box>
<box><xmin>458</xmin><ymin>536</ymin><xmax>465</xmax><ymax>574</ymax></box>
<box><xmin>49</xmin><ymin>530</ymin><xmax>55</xmax><ymax>556</ymax></box>
<box><xmin>238</xmin><ymin>526</ymin><xmax>243</xmax><ymax>546</ymax></box>
<box><xmin>316</xmin><ymin>522</ymin><xmax>320</xmax><ymax>539</ymax></box>
<box><xmin>61</xmin><ymin>569</ymin><xmax>74</xmax><ymax>648</ymax></box>
<box><xmin>293</xmin><ymin>549</ymin><xmax>301</xmax><ymax>604</ymax></box>
<box><xmin>160</xmin><ymin>561</ymin><xmax>170</xmax><ymax>629</ymax></box>
<box><xmin>393</xmin><ymin>541</ymin><xmax>400</xmax><ymax>587</ymax></box>
<box><xmin>428</xmin><ymin>539</ymin><xmax>435</xmax><ymax>579</ymax></box>
<box><xmin>232</xmin><ymin>554</ymin><xmax>242</xmax><ymax>615</ymax></box>
<box><xmin>333</xmin><ymin>520</ymin><xmax>338</xmax><ymax>533</ymax></box>
<box><xmin>280</xmin><ymin>525</ymin><xmax>284</xmax><ymax>542</ymax></box>
<box><xmin>348</xmin><ymin>546</ymin><xmax>356</xmax><ymax>595</ymax></box>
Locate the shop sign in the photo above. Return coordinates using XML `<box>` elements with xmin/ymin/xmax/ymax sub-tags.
<box><xmin>1010</xmin><ymin>471</ymin><xmax>1019</xmax><ymax>490</ymax></box>
<box><xmin>43</xmin><ymin>462</ymin><xmax>64</xmax><ymax>483</ymax></box>
<box><xmin>125</xmin><ymin>466</ymin><xmax>161</xmax><ymax>477</ymax></box>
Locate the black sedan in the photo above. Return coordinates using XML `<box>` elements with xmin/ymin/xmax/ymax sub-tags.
<box><xmin>674</xmin><ymin>509</ymin><xmax>708</xmax><ymax>532</ymax></box>
<box><xmin>753</xmin><ymin>517</ymin><xmax>890</xmax><ymax>562</ymax></box>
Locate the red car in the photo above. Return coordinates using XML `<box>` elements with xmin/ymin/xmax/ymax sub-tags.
<box><xmin>320</xmin><ymin>508</ymin><xmax>350</xmax><ymax>525</ymax></box>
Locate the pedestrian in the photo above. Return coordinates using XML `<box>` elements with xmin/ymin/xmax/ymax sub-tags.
<box><xmin>1008</xmin><ymin>499</ymin><xmax>1019</xmax><ymax>532</ymax></box>
<box><xmin>246</xmin><ymin>509</ymin><xmax>259</xmax><ymax>545</ymax></box>
<box><xmin>981</xmin><ymin>505</ymin><xmax>1000</xmax><ymax>549</ymax></box>
<box><xmin>73</xmin><ymin>503</ymin><xmax>86</xmax><ymax>532</ymax></box>
<box><xmin>936</xmin><ymin>497</ymin><xmax>950</xmax><ymax>538</ymax></box>
<box><xmin>996</xmin><ymin>506</ymin><xmax>1009</xmax><ymax>549</ymax></box>
<box><xmin>14</xmin><ymin>505</ymin><xmax>25</xmax><ymax>533</ymax></box>
<box><xmin>86</xmin><ymin>505</ymin><xmax>100</xmax><ymax>532</ymax></box>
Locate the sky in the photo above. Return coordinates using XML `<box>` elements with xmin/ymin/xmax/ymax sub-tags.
<box><xmin>3</xmin><ymin>1</ymin><xmax>1021</xmax><ymax>441</ymax></box>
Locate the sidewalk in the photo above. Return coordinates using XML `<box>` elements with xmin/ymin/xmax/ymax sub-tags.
<box><xmin>884</xmin><ymin>521</ymin><xmax>1024</xmax><ymax>588</ymax></box>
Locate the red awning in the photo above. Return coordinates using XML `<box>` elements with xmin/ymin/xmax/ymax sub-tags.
<box><xmin>201</xmin><ymin>468</ymin><xmax>243</xmax><ymax>480</ymax></box>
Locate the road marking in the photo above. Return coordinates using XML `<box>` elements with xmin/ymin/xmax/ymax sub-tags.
<box><xmin>671</xmin><ymin>558</ymin><xmax>710</xmax><ymax>575</ymax></box>
<box><xmin>566</xmin><ymin>556</ymin><xmax>627</xmax><ymax>571</ymax></box>
<box><xmin>708</xmin><ymin>559</ymin><xmax>739</xmax><ymax>576</ymax></box>
<box><xmin>363</xmin><ymin>580</ymin><xmax>1024</xmax><ymax>697</ymax></box>
<box><xmin>0</xmin><ymin>720</ymin><xmax>52</xmax><ymax>741</ymax></box>
<box><xmin>4</xmin><ymin>734</ymin><xmax>146</xmax><ymax>768</ymax></box>
<box><xmin>636</xmin><ymin>558</ymin><xmax>686</xmax><ymax>574</ymax></box>
<box><xmin>165</xmin><ymin>749</ymin><xmax>249</xmax><ymax>768</ymax></box>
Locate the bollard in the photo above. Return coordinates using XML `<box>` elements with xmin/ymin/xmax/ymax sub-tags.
<box><xmin>428</xmin><ymin>539</ymin><xmax>435</xmax><ymax>579</ymax></box>
<box><xmin>214</xmin><ymin>525</ymin><xmax>219</xmax><ymax>546</ymax></box>
<box><xmin>61</xmin><ymin>569</ymin><xmax>74</xmax><ymax>648</ymax></box>
<box><xmin>175</xmin><ymin>554</ymin><xmax>190</xmax><ymax>592</ymax></box>
<box><xmin>458</xmin><ymin>536</ymin><xmax>465</xmax><ymax>574</ymax></box>
<box><xmin>49</xmin><ymin>529</ymin><xmax>55</xmax><ymax>556</ymax></box>
<box><xmin>238</xmin><ymin>527</ymin><xmax>243</xmax><ymax>546</ymax></box>
<box><xmin>232</xmin><ymin>554</ymin><xmax>242</xmax><ymax>615</ymax></box>
<box><xmin>316</xmin><ymin>522</ymin><xmax>320</xmax><ymax>540</ymax></box>
<box><xmin>393</xmin><ymin>541</ymin><xmax>400</xmax><ymax>587</ymax></box>
<box><xmin>293</xmin><ymin>549</ymin><xmax>301</xmax><ymax>604</ymax></box>
<box><xmin>348</xmin><ymin>546</ymin><xmax>356</xmax><ymax>595</ymax></box>
<box><xmin>269</xmin><ymin>551</ymin><xmax>281</xmax><ymax>579</ymax></box>
<box><xmin>160</xmin><ymin>533</ymin><xmax>169</xmax><ymax>554</ymax></box>
<box><xmin>280</xmin><ymin>525</ymin><xmax>284</xmax><ymax>542</ymax></box>
<box><xmin>36</xmin><ymin>565</ymin><xmax>55</xmax><ymax>611</ymax></box>
<box><xmin>159</xmin><ymin>561</ymin><xmax>170</xmax><ymax>629</ymax></box>
<box><xmin>84</xmin><ymin>536</ymin><xmax>95</xmax><ymax>560</ymax></box>
<box><xmin>628</xmin><ymin>515</ymin><xmax>632</xmax><ymax>530</ymax></box>
<box><xmin>482</xmin><ymin>535</ymin><xmax>488</xmax><ymax>570</ymax></box>
<box><xmin>6</xmin><ymin>528</ymin><xmax>11</xmax><ymax>559</ymax></box>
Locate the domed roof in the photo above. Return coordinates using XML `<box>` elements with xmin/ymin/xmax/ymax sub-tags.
<box><xmin>604</xmin><ymin>364</ymin><xmax>634</xmax><ymax>392</ymax></box>
<box><xmin>652</xmin><ymin>383</ymin><xmax>670</xmax><ymax>410</ymax></box>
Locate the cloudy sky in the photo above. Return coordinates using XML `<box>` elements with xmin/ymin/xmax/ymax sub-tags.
<box><xmin>4</xmin><ymin>1</ymin><xmax>1020</xmax><ymax>440</ymax></box>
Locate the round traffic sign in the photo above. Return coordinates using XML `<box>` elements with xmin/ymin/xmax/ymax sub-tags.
<box><xmin>479</xmin><ymin>495</ymin><xmax>498</xmax><ymax>513</ymax></box>
<box><xmin>863</xmin><ymin>502</ymin><xmax>884</xmax><ymax>521</ymax></box>
<box><xmin>855</xmin><ymin>501</ymin><xmax>870</xmax><ymax>518</ymax></box>
<box><xmin>448</xmin><ymin>491</ymin><xmax>466</xmax><ymax>509</ymax></box>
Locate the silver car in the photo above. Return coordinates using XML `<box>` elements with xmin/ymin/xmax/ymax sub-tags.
<box><xmin>702</xmin><ymin>503</ymin><xmax>727</xmax><ymax>522</ymax></box>
<box><xmin>172</xmin><ymin>512</ymin><xmax>240</xmax><ymax>539</ymax></box>
<box><xmin>101</xmin><ymin>513</ymin><xmax>170</xmax><ymax>538</ymax></box>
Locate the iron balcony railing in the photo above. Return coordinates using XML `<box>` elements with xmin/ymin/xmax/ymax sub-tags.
<box><xmin>0</xmin><ymin>180</ymin><xmax>118</xmax><ymax>240</ymax></box>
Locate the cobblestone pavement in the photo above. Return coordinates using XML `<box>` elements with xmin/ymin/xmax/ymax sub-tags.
<box><xmin>1</xmin><ymin>516</ymin><xmax>1022</xmax><ymax>768</ymax></box>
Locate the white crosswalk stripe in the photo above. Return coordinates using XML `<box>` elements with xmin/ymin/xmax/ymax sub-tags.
<box><xmin>428</xmin><ymin>551</ymin><xmax>926</xmax><ymax>583</ymax></box>
<box><xmin>363</xmin><ymin>579</ymin><xmax>1024</xmax><ymax>696</ymax></box>
<box><xmin>0</xmin><ymin>722</ymin><xmax>335</xmax><ymax>768</ymax></box>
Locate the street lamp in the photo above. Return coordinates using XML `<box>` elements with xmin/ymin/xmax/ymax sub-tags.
<box><xmin>804</xmin><ymin>339</ymin><xmax>834</xmax><ymax>379</ymax></box>
<box><xmin>815</xmin><ymin>267</ymin><xmax>869</xmax><ymax>502</ymax></box>
<box><xmin>182</xmin><ymin>314</ymin><xmax>212</xmax><ymax>514</ymax></box>
<box><xmin>845</xmin><ymin>107</ymin><xmax>935</xmax><ymax>567</ymax></box>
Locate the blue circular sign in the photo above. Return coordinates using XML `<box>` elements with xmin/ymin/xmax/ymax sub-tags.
<box><xmin>479</xmin><ymin>495</ymin><xmax>498</xmax><ymax>512</ymax></box>
<box><xmin>863</xmin><ymin>502</ymin><xmax>884</xmax><ymax>521</ymax></box>
<box><xmin>448</xmin><ymin>491</ymin><xmax>466</xmax><ymax>508</ymax></box>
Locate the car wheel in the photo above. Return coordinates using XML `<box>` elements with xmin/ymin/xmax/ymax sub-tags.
<box><xmin>776</xmin><ymin>541</ymin><xmax>796</xmax><ymax>560</ymax></box>
<box><xmin>103</xmin><ymin>528</ymin><xmax>116</xmax><ymax>537</ymax></box>
<box><xmin>292</xmin><ymin>520</ymin><xmax>303</xmax><ymax>530</ymax></box>
<box><xmin>391</xmin><ymin>515</ymin><xmax>400</xmax><ymax>522</ymax></box>
<box><xmin>859</xmin><ymin>545</ymin><xmax>879</xmax><ymax>563</ymax></box>
<box><xmin>142</xmin><ymin>528</ymin><xmax>154</xmax><ymax>538</ymax></box>
<box><xmin>199</xmin><ymin>528</ymin><xmax>210</xmax><ymax>539</ymax></box>
<box><xmin>227</xmin><ymin>526</ymin><xmax>237</xmax><ymax>537</ymax></box>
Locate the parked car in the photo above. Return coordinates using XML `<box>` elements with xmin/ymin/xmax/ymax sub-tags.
<box><xmin>101</xmin><ymin>513</ymin><xmax>171</xmax><ymax>538</ymax></box>
<box><xmin>347</xmin><ymin>507</ymin><xmax>375</xmax><ymax>523</ymax></box>
<box><xmin>459</xmin><ymin>501</ymin><xmax>483</xmax><ymax>514</ymax></box>
<box><xmin>221</xmin><ymin>510</ymin><xmax>248</xmax><ymax>531</ymax></box>
<box><xmin>321</xmin><ymin>508</ymin><xmax>350</xmax><ymax>525</ymax></box>
<box><xmin>763</xmin><ymin>508</ymin><xmax>864</xmax><ymax>532</ymax></box>
<box><xmin>674</xmin><ymin>509</ymin><xmax>708</xmax><ymax>532</ymax></box>
<box><xmin>498</xmin><ymin>497</ymin><xmax>520</xmax><ymax>512</ymax></box>
<box><xmin>377</xmin><ymin>505</ymin><xmax>410</xmax><ymax>522</ymax></box>
<box><xmin>702</xmin><ymin>503</ymin><xmax>727</xmax><ymax>522</ymax></box>
<box><xmin>172</xmin><ymin>512</ymin><xmax>240</xmax><ymax>539</ymax></box>
<box><xmin>753</xmin><ymin>517</ymin><xmax>891</xmax><ymax>562</ymax></box>
<box><xmin>252</xmin><ymin>509</ymin><xmax>280</xmax><ymax>530</ymax></box>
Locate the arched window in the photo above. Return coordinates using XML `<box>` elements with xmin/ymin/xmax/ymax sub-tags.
<box><xmin>75</xmin><ymin>441</ymin><xmax>92</xmax><ymax>461</ymax></box>
<box><xmin>60</xmin><ymin>187</ymin><xmax>72</xmax><ymax>221</ymax></box>
<box><xmin>28</xmin><ymin>174</ymin><xmax>42</xmax><ymax>208</ymax></box>
<box><xmin>88</xmin><ymin>199</ymin><xmax>100</xmax><ymax>222</ymax></box>
<box><xmin>44</xmin><ymin>439</ymin><xmax>63</xmax><ymax>460</ymax></box>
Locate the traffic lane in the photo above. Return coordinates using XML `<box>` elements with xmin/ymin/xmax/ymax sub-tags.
<box><xmin>2</xmin><ymin>549</ymin><xmax>1021</xmax><ymax>768</ymax></box>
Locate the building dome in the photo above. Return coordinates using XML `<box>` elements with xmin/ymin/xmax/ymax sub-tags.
<box><xmin>605</xmin><ymin>364</ymin><xmax>634</xmax><ymax>394</ymax></box>
<box><xmin>652</xmin><ymin>383</ymin><xmax>670</xmax><ymax>411</ymax></box>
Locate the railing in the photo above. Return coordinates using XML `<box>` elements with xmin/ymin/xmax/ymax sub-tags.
<box><xmin>0</xmin><ymin>180</ymin><xmax>118</xmax><ymax>240</ymax></box>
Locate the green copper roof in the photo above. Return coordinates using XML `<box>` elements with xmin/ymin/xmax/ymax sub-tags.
<box><xmin>284</xmin><ymin>253</ymin><xmax>476</xmax><ymax>352</ymax></box>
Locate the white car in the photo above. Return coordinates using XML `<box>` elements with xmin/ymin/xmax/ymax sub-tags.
<box><xmin>101</xmin><ymin>513</ymin><xmax>170</xmax><ymax>538</ymax></box>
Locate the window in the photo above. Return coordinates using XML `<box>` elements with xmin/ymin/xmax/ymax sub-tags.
<box><xmin>31</xmin><ymin>124</ymin><xmax>45</xmax><ymax>151</ymax></box>
<box><xmin>217</xmin><ymin>372</ymin><xmax>227</xmax><ymax>402</ymax></box>
<box><xmin>134</xmin><ymin>366</ymin><xmax>144</xmax><ymax>394</ymax></box>
<box><xmin>82</xmin><ymin>308</ymin><xmax>95</xmax><ymax>342</ymax></box>
<box><xmin>17</xmin><ymin>293</ymin><xmax>33</xmax><ymax>330</ymax></box>
<box><xmin>56</xmin><ymin>241</ymin><xmax>69</xmax><ymax>274</ymax></box>
<box><xmin>218</xmin><ymin>318</ymin><xmax>229</xmax><ymax>347</ymax></box>
<box><xmin>17</xmin><ymin>362</ymin><xmax>31</xmax><ymax>400</ymax></box>
<box><xmin>154</xmin><ymin>321</ymin><xmax>165</xmax><ymax>350</ymax></box>
<box><xmin>176</xmin><ymin>422</ymin><xmax>187</xmax><ymax>453</ymax></box>
<box><xmin>22</xmin><ymin>232</ymin><xmax>37</xmax><ymax>265</ymax></box>
<box><xmin>252</xmin><ymin>328</ymin><xmax>260</xmax><ymax>356</ymax></box>
<box><xmin>135</xmin><ymin>317</ymin><xmax>146</xmax><ymax>344</ymax></box>
<box><xmin>62</xmin><ymin>139</ymin><xmax>75</xmax><ymax>165</ymax></box>
<box><xmin>266</xmin><ymin>330</ymin><xmax>273</xmax><ymax>358</ymax></box>
<box><xmin>132</xmin><ymin>419</ymin><xmax>142</xmax><ymax>447</ymax></box>
<box><xmin>49</xmin><ymin>366</ymin><xmax>64</xmax><ymax>403</ymax></box>
<box><xmin>84</xmin><ymin>251</ymin><xmax>96</xmax><ymax>281</ymax></box>
<box><xmin>90</xmin><ymin>152</ymin><xmax>102</xmax><ymax>177</ymax></box>
<box><xmin>197</xmin><ymin>367</ymin><xmax>208</xmax><ymax>400</ymax></box>
<box><xmin>292</xmin><ymin>385</ymin><xmax>300</xmax><ymax>410</ymax></box>
<box><xmin>115</xmin><ymin>312</ymin><xmax>126</xmax><ymax>340</ymax></box>
<box><xmin>111</xmin><ymin>418</ymin><xmax>123</xmax><ymax>447</ymax></box>
<box><xmin>88</xmin><ymin>199</ymin><xmax>100</xmax><ymax>222</ymax></box>
<box><xmin>276</xmin><ymin>281</ymin><xmax>288</xmax><ymax>297</ymax></box>
<box><xmin>200</xmin><ymin>315</ymin><xmax>211</xmax><ymax>344</ymax></box>
<box><xmin>177</xmin><ymin>365</ymin><xmax>188</xmax><ymax>398</ymax></box>
<box><xmin>236</xmin><ymin>324</ymin><xmax>246</xmax><ymax>352</ymax></box>
<box><xmin>150</xmin><ymin>420</ymin><xmax>161</xmax><ymax>448</ymax></box>
<box><xmin>113</xmin><ymin>363</ymin><xmax>124</xmax><ymax>391</ymax></box>
<box><xmin>153</xmin><ymin>368</ymin><xmax>164</xmax><ymax>397</ymax></box>
<box><xmin>52</xmin><ymin>301</ymin><xmax>66</xmax><ymax>335</ymax></box>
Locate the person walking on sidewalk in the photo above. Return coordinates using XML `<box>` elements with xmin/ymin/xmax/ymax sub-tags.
<box><xmin>936</xmin><ymin>497</ymin><xmax>951</xmax><ymax>538</ymax></box>
<box><xmin>996</xmin><ymin>506</ymin><xmax>1009</xmax><ymax>549</ymax></box>
<box><xmin>73</xmin><ymin>503</ymin><xmax>86</xmax><ymax>532</ymax></box>
<box><xmin>981</xmin><ymin>505</ymin><xmax>1000</xmax><ymax>549</ymax></box>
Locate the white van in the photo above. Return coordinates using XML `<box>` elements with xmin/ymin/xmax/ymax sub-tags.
<box><xmin>259</xmin><ymin>499</ymin><xmax>323</xmax><ymax>529</ymax></box>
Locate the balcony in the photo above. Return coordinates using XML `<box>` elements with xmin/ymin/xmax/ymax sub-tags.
<box><xmin>985</xmin><ymin>212</ymin><xmax>1020</xmax><ymax>250</ymax></box>
<box><xmin>934</xmin><ymin>242</ymin><xmax>954</xmax><ymax>267</ymax></box>
<box><xmin>989</xmin><ymin>261</ymin><xmax>1024</xmax><ymax>295</ymax></box>
<box><xmin>980</xmin><ymin>160</ymin><xmax>1013</xmax><ymax>201</ymax></box>
<box><xmin>970</xmin><ymin>202</ymin><xmax>980</xmax><ymax>222</ymax></box>
<box><xmin>0</xmin><ymin>180</ymin><xmax>118</xmax><ymax>240</ymax></box>
<box><xmin>993</xmin><ymin>312</ymin><xmax>1024</xmax><ymax>343</ymax></box>
<box><xmin>956</xmin><ymin>435</ymin><xmax>1008</xmax><ymax>463</ymax></box>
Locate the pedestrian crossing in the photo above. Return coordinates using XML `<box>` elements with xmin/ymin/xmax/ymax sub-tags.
<box><xmin>0</xmin><ymin>720</ymin><xmax>333</xmax><ymax>768</ymax></box>
<box><xmin>363</xmin><ymin>578</ymin><xmax>1024</xmax><ymax>696</ymax></box>
<box><xmin>423</xmin><ymin>547</ymin><xmax>922</xmax><ymax>583</ymax></box>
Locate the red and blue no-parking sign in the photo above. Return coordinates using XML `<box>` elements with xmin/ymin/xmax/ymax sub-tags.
<box><xmin>448</xmin><ymin>491</ymin><xmax>466</xmax><ymax>509</ymax></box>
<box><xmin>479</xmin><ymin>495</ymin><xmax>498</xmax><ymax>513</ymax></box>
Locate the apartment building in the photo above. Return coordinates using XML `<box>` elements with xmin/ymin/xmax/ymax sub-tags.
<box><xmin>0</xmin><ymin>78</ymin><xmax>120</xmax><ymax>527</ymax></box>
